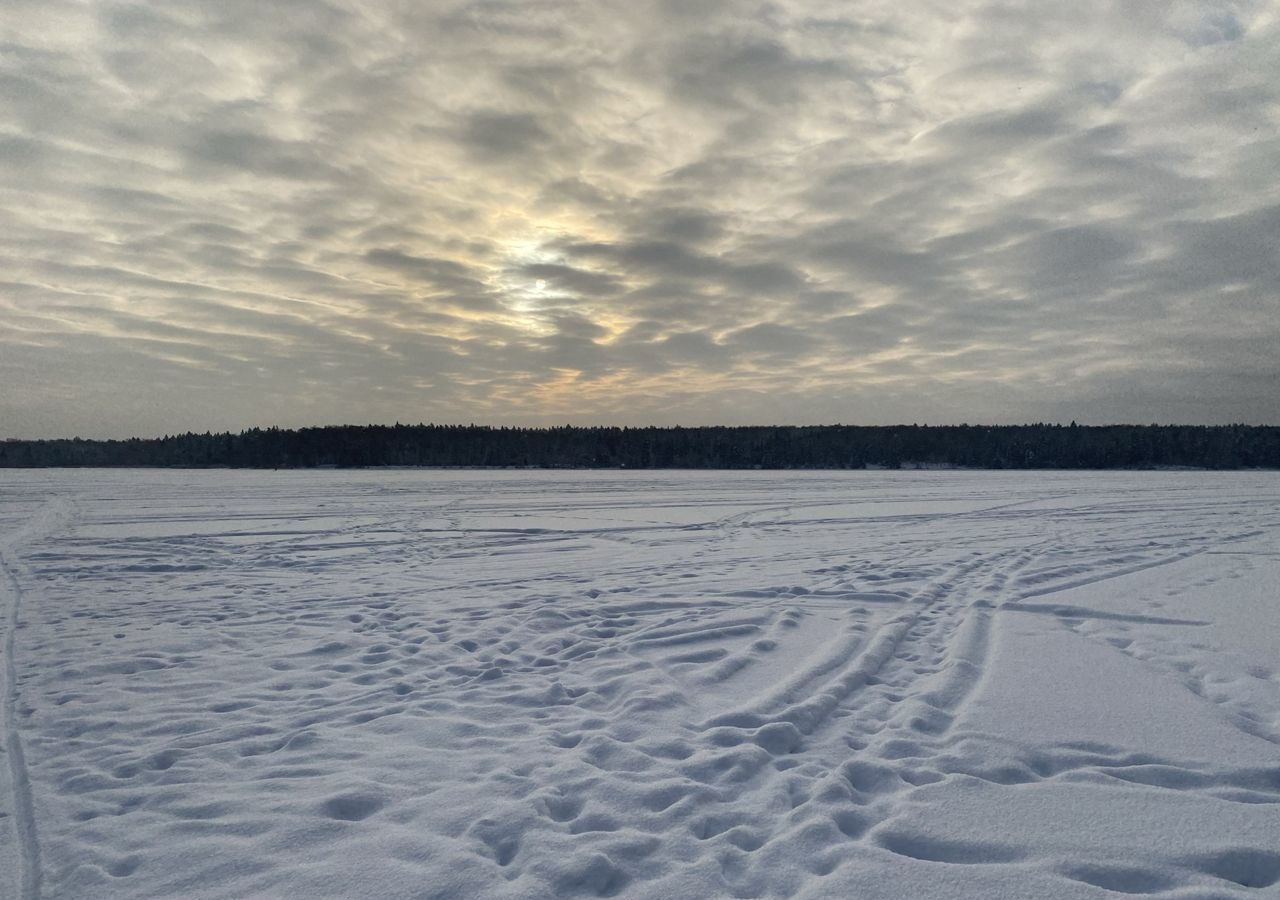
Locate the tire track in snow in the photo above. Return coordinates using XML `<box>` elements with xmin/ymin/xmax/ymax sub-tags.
<box><xmin>1</xmin><ymin>556</ymin><xmax>41</xmax><ymax>900</ymax></box>
<box><xmin>849</xmin><ymin>515</ymin><xmax>1218</xmax><ymax>761</ymax></box>
<box><xmin>704</xmin><ymin>536</ymin><xmax>1136</xmax><ymax>882</ymax></box>
<box><xmin>818</xmin><ymin>514</ymin><xmax>1277</xmax><ymax>867</ymax></box>
<box><xmin>1</xmin><ymin>498</ymin><xmax>73</xmax><ymax>900</ymax></box>
<box><xmin>809</xmin><ymin>545</ymin><xmax>1031</xmax><ymax>759</ymax></box>
<box><xmin>700</xmin><ymin>547</ymin><xmax>1016</xmax><ymax>739</ymax></box>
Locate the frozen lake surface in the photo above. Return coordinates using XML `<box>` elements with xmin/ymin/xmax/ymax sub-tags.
<box><xmin>2</xmin><ymin>469</ymin><xmax>1279</xmax><ymax>899</ymax></box>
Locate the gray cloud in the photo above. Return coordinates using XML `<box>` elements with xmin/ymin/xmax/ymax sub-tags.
<box><xmin>457</xmin><ymin>111</ymin><xmax>555</xmax><ymax>163</ymax></box>
<box><xmin>1</xmin><ymin>0</ymin><xmax>1277</xmax><ymax>437</ymax></box>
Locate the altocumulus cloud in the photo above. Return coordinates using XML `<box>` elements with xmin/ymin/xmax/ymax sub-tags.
<box><xmin>1</xmin><ymin>0</ymin><xmax>1277</xmax><ymax>437</ymax></box>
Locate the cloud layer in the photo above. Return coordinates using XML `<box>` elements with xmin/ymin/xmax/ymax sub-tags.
<box><xmin>2</xmin><ymin>0</ymin><xmax>1277</xmax><ymax>436</ymax></box>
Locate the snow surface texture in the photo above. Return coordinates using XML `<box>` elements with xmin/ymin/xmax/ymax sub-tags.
<box><xmin>1</xmin><ymin>469</ymin><xmax>1278</xmax><ymax>899</ymax></box>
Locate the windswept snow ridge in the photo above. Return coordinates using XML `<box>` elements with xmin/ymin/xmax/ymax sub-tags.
<box><xmin>0</xmin><ymin>469</ymin><xmax>1278</xmax><ymax>899</ymax></box>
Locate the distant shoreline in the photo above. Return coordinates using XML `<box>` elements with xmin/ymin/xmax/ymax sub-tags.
<box><xmin>2</xmin><ymin>465</ymin><xmax>1274</xmax><ymax>473</ymax></box>
<box><xmin>4</xmin><ymin>424</ymin><xmax>1278</xmax><ymax>470</ymax></box>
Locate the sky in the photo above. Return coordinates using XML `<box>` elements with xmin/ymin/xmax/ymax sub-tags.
<box><xmin>2</xmin><ymin>0</ymin><xmax>1278</xmax><ymax>438</ymax></box>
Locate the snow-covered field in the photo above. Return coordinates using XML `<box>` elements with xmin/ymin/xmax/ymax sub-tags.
<box><xmin>1</xmin><ymin>470</ymin><xmax>1278</xmax><ymax>899</ymax></box>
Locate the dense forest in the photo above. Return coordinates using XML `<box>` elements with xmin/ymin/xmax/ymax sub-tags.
<box><xmin>2</xmin><ymin>423</ymin><xmax>1278</xmax><ymax>469</ymax></box>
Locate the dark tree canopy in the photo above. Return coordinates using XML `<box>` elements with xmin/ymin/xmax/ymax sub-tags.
<box><xmin>2</xmin><ymin>423</ymin><xmax>1278</xmax><ymax>470</ymax></box>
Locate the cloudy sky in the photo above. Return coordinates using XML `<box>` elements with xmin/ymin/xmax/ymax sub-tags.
<box><xmin>2</xmin><ymin>0</ymin><xmax>1278</xmax><ymax>437</ymax></box>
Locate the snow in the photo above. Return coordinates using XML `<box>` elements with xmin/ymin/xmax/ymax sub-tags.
<box><xmin>1</xmin><ymin>468</ymin><xmax>1278</xmax><ymax>899</ymax></box>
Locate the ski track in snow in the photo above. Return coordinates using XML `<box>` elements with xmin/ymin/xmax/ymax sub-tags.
<box><xmin>2</xmin><ymin>493</ymin><xmax>72</xmax><ymax>900</ymax></box>
<box><xmin>0</xmin><ymin>469</ymin><xmax>1278</xmax><ymax>899</ymax></box>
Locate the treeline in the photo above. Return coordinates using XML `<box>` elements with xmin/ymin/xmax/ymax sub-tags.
<box><xmin>2</xmin><ymin>423</ymin><xmax>1278</xmax><ymax>469</ymax></box>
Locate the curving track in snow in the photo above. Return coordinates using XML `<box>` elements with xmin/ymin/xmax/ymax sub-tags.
<box><xmin>1</xmin><ymin>496</ymin><xmax>73</xmax><ymax>900</ymax></box>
